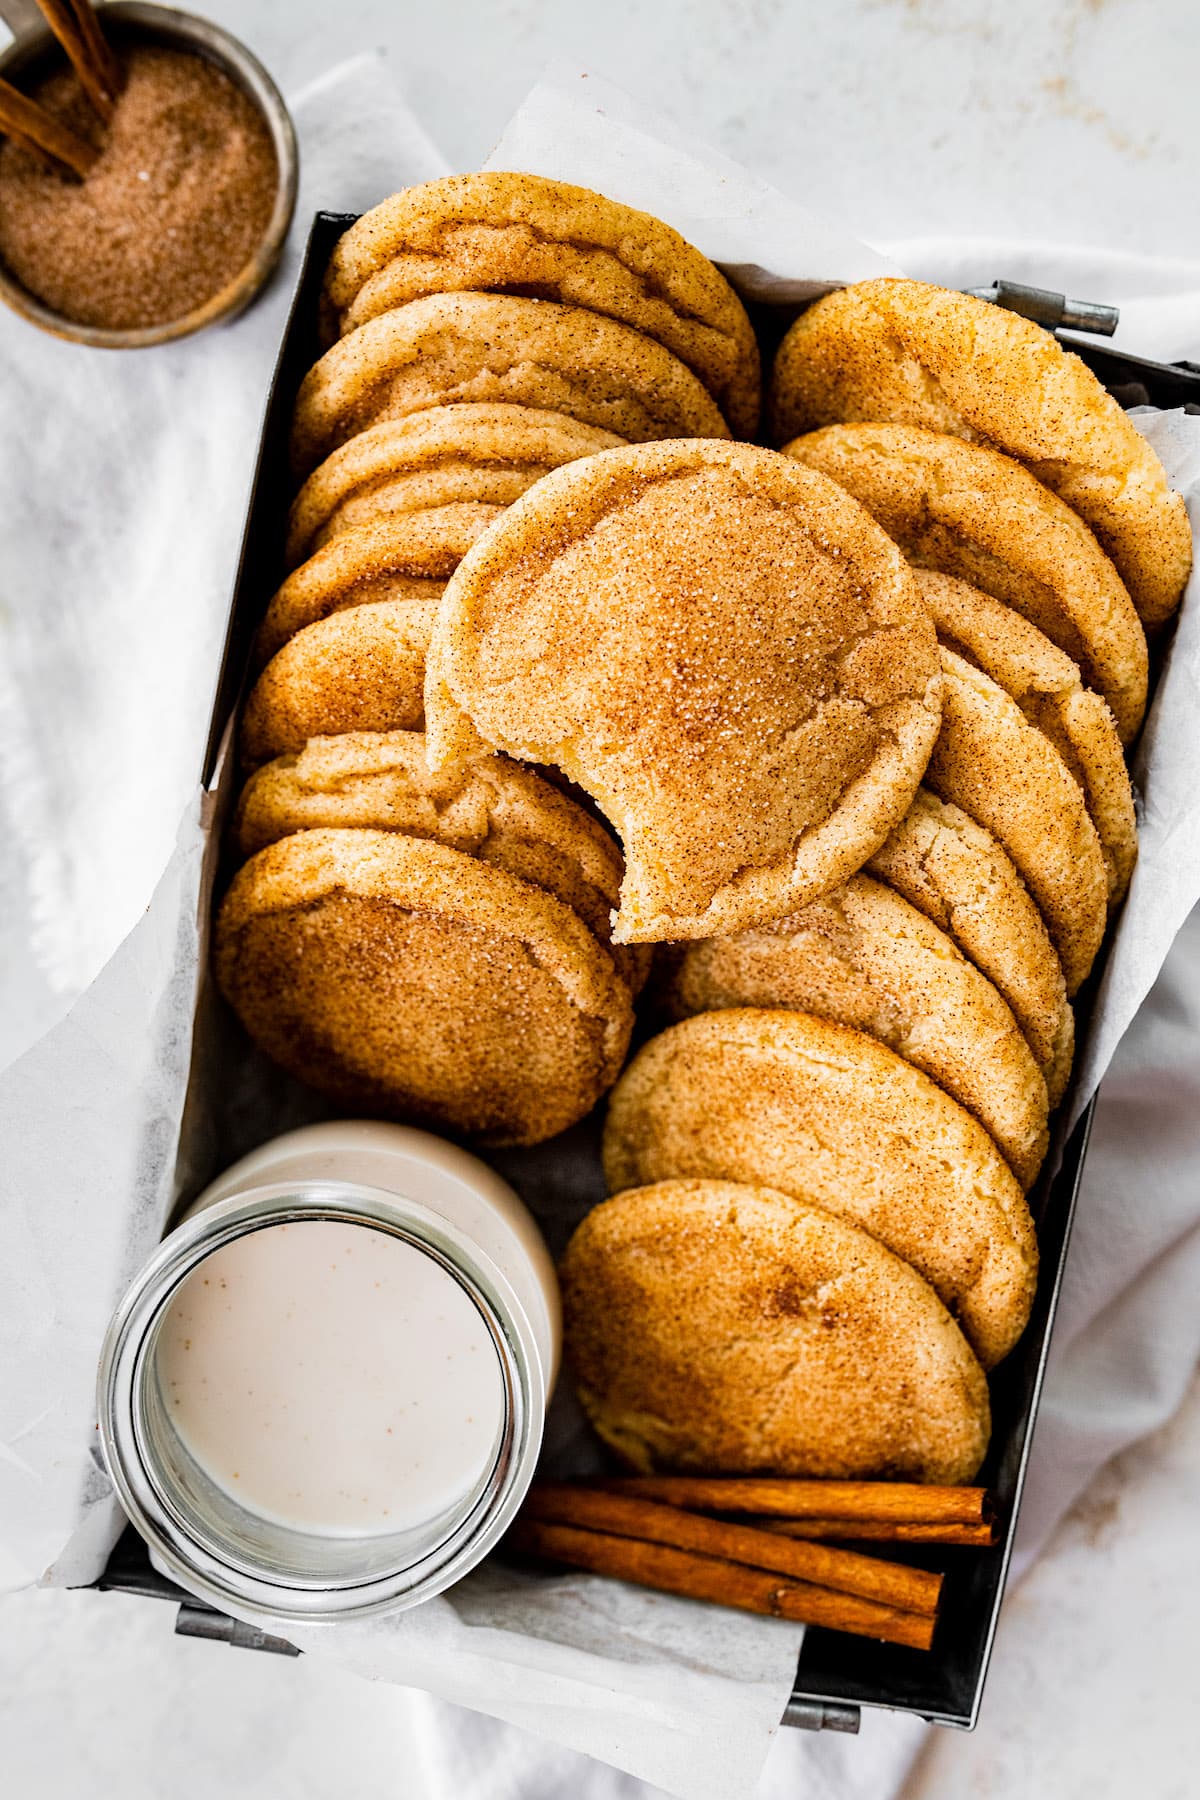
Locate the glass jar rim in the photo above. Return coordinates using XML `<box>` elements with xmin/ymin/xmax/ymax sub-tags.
<box><xmin>97</xmin><ymin>1178</ymin><xmax>547</xmax><ymax>1626</ymax></box>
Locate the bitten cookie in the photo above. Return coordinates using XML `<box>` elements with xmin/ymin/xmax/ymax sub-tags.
<box><xmin>425</xmin><ymin>440</ymin><xmax>942</xmax><ymax>943</ymax></box>
<box><xmin>214</xmin><ymin>828</ymin><xmax>633</xmax><ymax>1144</ymax></box>
<box><xmin>561</xmin><ymin>1178</ymin><xmax>991</xmax><ymax>1481</ymax></box>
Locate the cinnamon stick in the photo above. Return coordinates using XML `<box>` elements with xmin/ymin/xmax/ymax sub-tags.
<box><xmin>35</xmin><ymin>0</ymin><xmax>124</xmax><ymax>123</ymax></box>
<box><xmin>594</xmin><ymin>1477</ymin><xmax>994</xmax><ymax>1528</ymax></box>
<box><xmin>508</xmin><ymin>1519</ymin><xmax>936</xmax><ymax>1651</ymax></box>
<box><xmin>525</xmin><ymin>1485</ymin><xmax>942</xmax><ymax>1616</ymax></box>
<box><xmin>0</xmin><ymin>75</ymin><xmax>98</xmax><ymax>178</ymax></box>
<box><xmin>759</xmin><ymin>1518</ymin><xmax>999</xmax><ymax>1548</ymax></box>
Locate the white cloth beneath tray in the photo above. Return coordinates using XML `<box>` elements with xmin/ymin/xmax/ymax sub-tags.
<box><xmin>3</xmin><ymin>56</ymin><xmax>1200</xmax><ymax>1800</ymax></box>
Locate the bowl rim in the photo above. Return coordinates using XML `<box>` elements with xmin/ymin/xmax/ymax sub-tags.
<box><xmin>0</xmin><ymin>1</ymin><xmax>299</xmax><ymax>348</ymax></box>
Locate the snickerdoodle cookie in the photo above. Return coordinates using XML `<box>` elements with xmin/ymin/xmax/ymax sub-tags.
<box><xmin>322</xmin><ymin>172</ymin><xmax>761</xmax><ymax>435</ymax></box>
<box><xmin>560</xmin><ymin>1178</ymin><xmax>991</xmax><ymax>1480</ymax></box>
<box><xmin>254</xmin><ymin>511</ymin><xmax>494</xmax><ymax>666</ymax></box>
<box><xmin>214</xmin><ymin>828</ymin><xmax>633</xmax><ymax>1144</ymax></box>
<box><xmin>917</xmin><ymin>570</ymin><xmax>1136</xmax><ymax>904</ymax></box>
<box><xmin>869</xmin><ymin>790</ymin><xmax>1074</xmax><ymax>1105</ymax></box>
<box><xmin>768</xmin><ymin>278</ymin><xmax>1191</xmax><ymax>625</ymax></box>
<box><xmin>656</xmin><ymin>873</ymin><xmax>1049</xmax><ymax>1188</ymax></box>
<box><xmin>289</xmin><ymin>293</ymin><xmax>731</xmax><ymax>478</ymax></box>
<box><xmin>425</xmin><ymin>440</ymin><xmax>942</xmax><ymax>944</ymax></box>
<box><xmin>232</xmin><ymin>731</ymin><xmax>648</xmax><ymax>992</ymax></box>
<box><xmin>601</xmin><ymin>1009</ymin><xmax>1037</xmax><ymax>1370</ymax></box>
<box><xmin>930</xmin><ymin>648</ymin><xmax>1107</xmax><ymax>995</ymax></box>
<box><xmin>783</xmin><ymin>423</ymin><xmax>1148</xmax><ymax>742</ymax></box>
<box><xmin>240</xmin><ymin>600</ymin><xmax>437</xmax><ymax>768</ymax></box>
<box><xmin>286</xmin><ymin>405</ymin><xmax>625</xmax><ymax>566</ymax></box>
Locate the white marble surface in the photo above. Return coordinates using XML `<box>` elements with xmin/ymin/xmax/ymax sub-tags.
<box><xmin>1</xmin><ymin>0</ymin><xmax>1199</xmax><ymax>1795</ymax></box>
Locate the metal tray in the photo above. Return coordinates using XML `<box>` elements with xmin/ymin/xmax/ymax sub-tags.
<box><xmin>92</xmin><ymin>215</ymin><xmax>1194</xmax><ymax>1734</ymax></box>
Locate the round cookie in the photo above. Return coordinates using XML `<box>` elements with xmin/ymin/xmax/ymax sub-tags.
<box><xmin>561</xmin><ymin>1178</ymin><xmax>991</xmax><ymax>1481</ymax></box>
<box><xmin>658</xmin><ymin>873</ymin><xmax>1049</xmax><ymax>1188</ymax></box>
<box><xmin>233</xmin><ymin>731</ymin><xmax>649</xmax><ymax>994</ymax></box>
<box><xmin>286</xmin><ymin>405</ymin><xmax>626</xmax><ymax>567</ymax></box>
<box><xmin>255</xmin><ymin>512</ymin><xmax>495</xmax><ymax>666</ymax></box>
<box><xmin>916</xmin><ymin>570</ymin><xmax>1137</xmax><ymax>904</ymax></box>
<box><xmin>323</xmin><ymin>172</ymin><xmax>762</xmax><ymax>436</ymax></box>
<box><xmin>869</xmin><ymin>790</ymin><xmax>1074</xmax><ymax>1106</ymax></box>
<box><xmin>425</xmin><ymin>439</ymin><xmax>943</xmax><ymax>944</ymax></box>
<box><xmin>930</xmin><ymin>648</ymin><xmax>1108</xmax><ymax>995</ymax></box>
<box><xmin>214</xmin><ymin>827</ymin><xmax>633</xmax><ymax>1144</ymax></box>
<box><xmin>783</xmin><ymin>423</ymin><xmax>1148</xmax><ymax>743</ymax></box>
<box><xmin>289</xmin><ymin>293</ymin><xmax>731</xmax><ymax>479</ymax></box>
<box><xmin>602</xmin><ymin>1009</ymin><xmax>1038</xmax><ymax>1370</ymax></box>
<box><xmin>767</xmin><ymin>277</ymin><xmax>1192</xmax><ymax>626</ymax></box>
<box><xmin>240</xmin><ymin>600</ymin><xmax>437</xmax><ymax>769</ymax></box>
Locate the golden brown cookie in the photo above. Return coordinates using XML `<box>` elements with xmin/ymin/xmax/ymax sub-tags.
<box><xmin>214</xmin><ymin>828</ymin><xmax>633</xmax><ymax>1144</ymax></box>
<box><xmin>602</xmin><ymin>1009</ymin><xmax>1037</xmax><ymax>1370</ymax></box>
<box><xmin>286</xmin><ymin>404</ymin><xmax>626</xmax><ymax>567</ymax></box>
<box><xmin>561</xmin><ymin>1178</ymin><xmax>991</xmax><ymax>1480</ymax></box>
<box><xmin>783</xmin><ymin>423</ymin><xmax>1148</xmax><ymax>743</ymax></box>
<box><xmin>869</xmin><ymin>790</ymin><xmax>1074</xmax><ymax>1106</ymax></box>
<box><xmin>916</xmin><ymin>570</ymin><xmax>1137</xmax><ymax>905</ymax></box>
<box><xmin>233</xmin><ymin>731</ymin><xmax>649</xmax><ymax>993</ymax></box>
<box><xmin>240</xmin><ymin>600</ymin><xmax>437</xmax><ymax>769</ymax></box>
<box><xmin>768</xmin><ymin>278</ymin><xmax>1192</xmax><ymax>625</ymax></box>
<box><xmin>657</xmin><ymin>873</ymin><xmax>1049</xmax><ymax>1188</ymax></box>
<box><xmin>425</xmin><ymin>440</ymin><xmax>942</xmax><ymax>944</ymax></box>
<box><xmin>930</xmin><ymin>648</ymin><xmax>1107</xmax><ymax>995</ymax></box>
<box><xmin>254</xmin><ymin>511</ymin><xmax>495</xmax><ymax>666</ymax></box>
<box><xmin>289</xmin><ymin>293</ymin><xmax>731</xmax><ymax>478</ymax></box>
<box><xmin>323</xmin><ymin>172</ymin><xmax>762</xmax><ymax>436</ymax></box>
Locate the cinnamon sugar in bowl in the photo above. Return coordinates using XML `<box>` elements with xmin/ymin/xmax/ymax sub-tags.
<box><xmin>0</xmin><ymin>3</ymin><xmax>297</xmax><ymax>348</ymax></box>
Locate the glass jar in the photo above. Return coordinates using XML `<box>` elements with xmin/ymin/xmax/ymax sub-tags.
<box><xmin>97</xmin><ymin>1121</ymin><xmax>559</xmax><ymax>1627</ymax></box>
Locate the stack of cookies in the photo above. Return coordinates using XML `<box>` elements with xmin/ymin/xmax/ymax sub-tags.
<box><xmin>214</xmin><ymin>189</ymin><xmax>1192</xmax><ymax>1485</ymax></box>
<box><xmin>215</xmin><ymin>173</ymin><xmax>760</xmax><ymax>1145</ymax></box>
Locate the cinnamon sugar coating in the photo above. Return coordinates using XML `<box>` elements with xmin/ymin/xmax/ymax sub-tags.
<box><xmin>658</xmin><ymin>872</ymin><xmax>1049</xmax><ymax>1188</ymax></box>
<box><xmin>289</xmin><ymin>293</ymin><xmax>730</xmax><ymax>478</ymax></box>
<box><xmin>915</xmin><ymin>570</ymin><xmax>1136</xmax><ymax>906</ymax></box>
<box><xmin>254</xmin><ymin>512</ymin><xmax>492</xmax><ymax>667</ymax></box>
<box><xmin>426</xmin><ymin>440</ymin><xmax>943</xmax><ymax>944</ymax></box>
<box><xmin>240</xmin><ymin>600</ymin><xmax>437</xmax><ymax>768</ymax></box>
<box><xmin>286</xmin><ymin>404</ymin><xmax>625</xmax><ymax>566</ymax></box>
<box><xmin>768</xmin><ymin>278</ymin><xmax>1191</xmax><ymax>625</ymax></box>
<box><xmin>323</xmin><ymin>172</ymin><xmax>761</xmax><ymax>435</ymax></box>
<box><xmin>930</xmin><ymin>649</ymin><xmax>1107</xmax><ymax>996</ymax></box>
<box><xmin>233</xmin><ymin>731</ymin><xmax>648</xmax><ymax>993</ymax></box>
<box><xmin>601</xmin><ymin>1009</ymin><xmax>1037</xmax><ymax>1371</ymax></box>
<box><xmin>561</xmin><ymin>1178</ymin><xmax>991</xmax><ymax>1478</ymax></box>
<box><xmin>784</xmin><ymin>423</ymin><xmax>1148</xmax><ymax>743</ymax></box>
<box><xmin>869</xmin><ymin>790</ymin><xmax>1073</xmax><ymax>1105</ymax></box>
<box><xmin>214</xmin><ymin>828</ymin><xmax>633</xmax><ymax>1144</ymax></box>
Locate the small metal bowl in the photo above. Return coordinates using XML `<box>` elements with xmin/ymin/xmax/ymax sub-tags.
<box><xmin>0</xmin><ymin>1</ymin><xmax>298</xmax><ymax>347</ymax></box>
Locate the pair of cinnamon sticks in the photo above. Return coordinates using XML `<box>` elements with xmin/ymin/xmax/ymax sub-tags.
<box><xmin>509</xmin><ymin>1478</ymin><xmax>998</xmax><ymax>1653</ymax></box>
<box><xmin>0</xmin><ymin>1</ymin><xmax>123</xmax><ymax>180</ymax></box>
